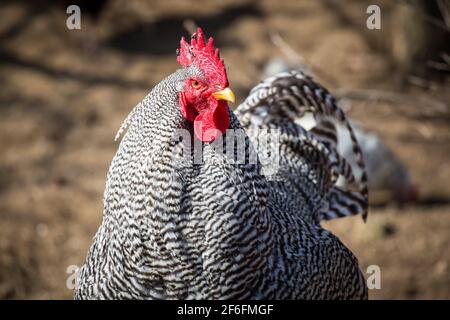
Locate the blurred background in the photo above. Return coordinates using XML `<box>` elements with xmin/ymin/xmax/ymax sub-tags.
<box><xmin>0</xmin><ymin>0</ymin><xmax>449</xmax><ymax>299</ymax></box>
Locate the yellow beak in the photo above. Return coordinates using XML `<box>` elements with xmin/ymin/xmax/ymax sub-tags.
<box><xmin>212</xmin><ymin>88</ymin><xmax>235</xmax><ymax>104</ymax></box>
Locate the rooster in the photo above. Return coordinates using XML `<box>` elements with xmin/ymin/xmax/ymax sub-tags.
<box><xmin>75</xmin><ymin>28</ymin><xmax>368</xmax><ymax>299</ymax></box>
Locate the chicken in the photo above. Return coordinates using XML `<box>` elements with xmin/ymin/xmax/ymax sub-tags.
<box><xmin>75</xmin><ymin>28</ymin><xmax>368</xmax><ymax>300</ymax></box>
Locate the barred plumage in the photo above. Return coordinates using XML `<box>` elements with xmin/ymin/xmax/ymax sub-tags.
<box><xmin>236</xmin><ymin>70</ymin><xmax>369</xmax><ymax>221</ymax></box>
<box><xmin>75</xmin><ymin>51</ymin><xmax>368</xmax><ymax>299</ymax></box>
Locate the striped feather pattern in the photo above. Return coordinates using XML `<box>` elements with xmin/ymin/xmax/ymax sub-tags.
<box><xmin>236</xmin><ymin>70</ymin><xmax>369</xmax><ymax>222</ymax></box>
<box><xmin>75</xmin><ymin>67</ymin><xmax>367</xmax><ymax>300</ymax></box>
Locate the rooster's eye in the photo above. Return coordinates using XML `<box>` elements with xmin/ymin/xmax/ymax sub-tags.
<box><xmin>191</xmin><ymin>80</ymin><xmax>202</xmax><ymax>89</ymax></box>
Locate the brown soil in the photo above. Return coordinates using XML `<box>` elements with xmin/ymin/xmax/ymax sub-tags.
<box><xmin>0</xmin><ymin>0</ymin><xmax>449</xmax><ymax>299</ymax></box>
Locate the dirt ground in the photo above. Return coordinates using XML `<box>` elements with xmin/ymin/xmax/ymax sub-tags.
<box><xmin>0</xmin><ymin>0</ymin><xmax>449</xmax><ymax>299</ymax></box>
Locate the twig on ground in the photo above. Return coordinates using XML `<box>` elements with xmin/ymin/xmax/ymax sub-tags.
<box><xmin>427</xmin><ymin>59</ymin><xmax>450</xmax><ymax>72</ymax></box>
<box><xmin>269</xmin><ymin>33</ymin><xmax>307</xmax><ymax>68</ymax></box>
<box><xmin>437</xmin><ymin>0</ymin><xmax>450</xmax><ymax>28</ymax></box>
<box><xmin>183</xmin><ymin>20</ymin><xmax>198</xmax><ymax>35</ymax></box>
<box><xmin>395</xmin><ymin>0</ymin><xmax>450</xmax><ymax>34</ymax></box>
<box><xmin>269</xmin><ymin>32</ymin><xmax>339</xmax><ymax>86</ymax></box>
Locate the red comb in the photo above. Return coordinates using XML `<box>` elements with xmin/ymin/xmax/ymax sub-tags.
<box><xmin>177</xmin><ymin>27</ymin><xmax>225</xmax><ymax>72</ymax></box>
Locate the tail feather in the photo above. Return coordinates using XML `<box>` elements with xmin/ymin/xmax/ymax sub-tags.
<box><xmin>236</xmin><ymin>70</ymin><xmax>368</xmax><ymax>222</ymax></box>
<box><xmin>320</xmin><ymin>187</ymin><xmax>367</xmax><ymax>221</ymax></box>
<box><xmin>309</xmin><ymin>118</ymin><xmax>338</xmax><ymax>146</ymax></box>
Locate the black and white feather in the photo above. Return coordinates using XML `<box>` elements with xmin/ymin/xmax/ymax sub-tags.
<box><xmin>236</xmin><ymin>70</ymin><xmax>368</xmax><ymax>222</ymax></box>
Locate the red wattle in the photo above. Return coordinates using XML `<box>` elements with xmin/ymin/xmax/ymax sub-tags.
<box><xmin>193</xmin><ymin>101</ymin><xmax>230</xmax><ymax>142</ymax></box>
<box><xmin>179</xmin><ymin>92</ymin><xmax>197</xmax><ymax>121</ymax></box>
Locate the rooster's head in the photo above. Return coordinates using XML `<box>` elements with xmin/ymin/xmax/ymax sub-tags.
<box><xmin>176</xmin><ymin>27</ymin><xmax>234</xmax><ymax>142</ymax></box>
